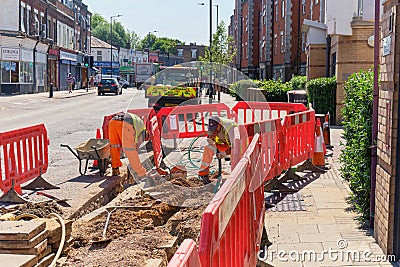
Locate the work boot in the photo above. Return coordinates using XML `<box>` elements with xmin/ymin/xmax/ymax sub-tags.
<box><xmin>112</xmin><ymin>167</ymin><xmax>120</xmax><ymax>176</ymax></box>
<box><xmin>199</xmin><ymin>175</ymin><xmax>211</xmax><ymax>185</ymax></box>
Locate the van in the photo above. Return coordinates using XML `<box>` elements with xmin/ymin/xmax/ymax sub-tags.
<box><xmin>95</xmin><ymin>75</ymin><xmax>129</xmax><ymax>89</ymax></box>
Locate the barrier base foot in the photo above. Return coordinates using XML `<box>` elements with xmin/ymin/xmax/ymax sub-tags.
<box><xmin>264</xmin><ymin>178</ymin><xmax>298</xmax><ymax>193</ymax></box>
<box><xmin>0</xmin><ymin>189</ymin><xmax>28</xmax><ymax>204</ymax></box>
<box><xmin>296</xmin><ymin>160</ymin><xmax>326</xmax><ymax>173</ymax></box>
<box><xmin>280</xmin><ymin>169</ymin><xmax>306</xmax><ymax>183</ymax></box>
<box><xmin>257</xmin><ymin>260</ymin><xmax>274</xmax><ymax>267</ymax></box>
<box><xmin>22</xmin><ymin>176</ymin><xmax>60</xmax><ymax>191</ymax></box>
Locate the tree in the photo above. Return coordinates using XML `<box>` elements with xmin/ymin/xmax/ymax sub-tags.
<box><xmin>128</xmin><ymin>30</ymin><xmax>140</xmax><ymax>49</ymax></box>
<box><xmin>91</xmin><ymin>13</ymin><xmax>130</xmax><ymax>49</ymax></box>
<box><xmin>200</xmin><ymin>21</ymin><xmax>236</xmax><ymax>65</ymax></box>
<box><xmin>139</xmin><ymin>35</ymin><xmax>184</xmax><ymax>54</ymax></box>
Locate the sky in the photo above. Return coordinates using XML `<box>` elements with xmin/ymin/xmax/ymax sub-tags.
<box><xmin>83</xmin><ymin>0</ymin><xmax>235</xmax><ymax>46</ymax></box>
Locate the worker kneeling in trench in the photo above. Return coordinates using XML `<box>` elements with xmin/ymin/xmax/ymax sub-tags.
<box><xmin>198</xmin><ymin>116</ymin><xmax>238</xmax><ymax>184</ymax></box>
<box><xmin>108</xmin><ymin>112</ymin><xmax>165</xmax><ymax>180</ymax></box>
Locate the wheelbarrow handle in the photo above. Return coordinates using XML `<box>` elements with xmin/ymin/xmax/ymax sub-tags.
<box><xmin>60</xmin><ymin>144</ymin><xmax>80</xmax><ymax>160</ymax></box>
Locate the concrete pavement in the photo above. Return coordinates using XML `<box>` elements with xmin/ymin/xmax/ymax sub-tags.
<box><xmin>262</xmin><ymin>127</ymin><xmax>395</xmax><ymax>267</ymax></box>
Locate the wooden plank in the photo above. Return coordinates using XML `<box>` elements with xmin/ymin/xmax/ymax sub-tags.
<box><xmin>0</xmin><ymin>230</ymin><xmax>48</xmax><ymax>249</ymax></box>
<box><xmin>0</xmin><ymin>253</ymin><xmax>38</xmax><ymax>267</ymax></box>
<box><xmin>34</xmin><ymin>253</ymin><xmax>55</xmax><ymax>267</ymax></box>
<box><xmin>0</xmin><ymin>239</ymin><xmax>47</xmax><ymax>255</ymax></box>
<box><xmin>0</xmin><ymin>221</ymin><xmax>45</xmax><ymax>241</ymax></box>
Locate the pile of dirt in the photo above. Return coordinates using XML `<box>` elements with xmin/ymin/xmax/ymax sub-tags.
<box><xmin>166</xmin><ymin>206</ymin><xmax>207</xmax><ymax>244</ymax></box>
<box><xmin>171</xmin><ymin>176</ymin><xmax>205</xmax><ymax>187</ymax></box>
<box><xmin>16</xmin><ymin>201</ymin><xmax>63</xmax><ymax>218</ymax></box>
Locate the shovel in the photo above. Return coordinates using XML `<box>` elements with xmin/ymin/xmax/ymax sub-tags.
<box><xmin>92</xmin><ymin>207</ymin><xmax>117</xmax><ymax>244</ymax></box>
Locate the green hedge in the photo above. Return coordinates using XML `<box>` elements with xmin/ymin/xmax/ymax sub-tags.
<box><xmin>307</xmin><ymin>77</ymin><xmax>336</xmax><ymax>118</ymax></box>
<box><xmin>287</xmin><ymin>76</ymin><xmax>307</xmax><ymax>90</ymax></box>
<box><xmin>256</xmin><ymin>79</ymin><xmax>291</xmax><ymax>102</ymax></box>
<box><xmin>340</xmin><ymin>70</ymin><xmax>373</xmax><ymax>222</ymax></box>
<box><xmin>228</xmin><ymin>79</ymin><xmax>258</xmax><ymax>100</ymax></box>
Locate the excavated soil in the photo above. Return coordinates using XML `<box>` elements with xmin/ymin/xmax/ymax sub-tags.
<box><xmin>16</xmin><ymin>201</ymin><xmax>64</xmax><ymax>217</ymax></box>
<box><xmin>65</xmin><ymin>176</ymin><xmax>211</xmax><ymax>267</ymax></box>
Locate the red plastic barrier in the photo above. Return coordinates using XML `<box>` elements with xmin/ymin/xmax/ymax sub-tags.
<box><xmin>102</xmin><ymin>108</ymin><xmax>156</xmax><ymax>139</ymax></box>
<box><xmin>232</xmin><ymin>101</ymin><xmax>308</xmax><ymax>123</ymax></box>
<box><xmin>198</xmin><ymin>134</ymin><xmax>265</xmax><ymax>267</ymax></box>
<box><xmin>168</xmin><ymin>239</ymin><xmax>202</xmax><ymax>267</ymax></box>
<box><xmin>281</xmin><ymin>110</ymin><xmax>315</xmax><ymax>169</ymax></box>
<box><xmin>156</xmin><ymin>103</ymin><xmax>231</xmax><ymax>139</ymax></box>
<box><xmin>0</xmin><ymin>124</ymin><xmax>49</xmax><ymax>194</ymax></box>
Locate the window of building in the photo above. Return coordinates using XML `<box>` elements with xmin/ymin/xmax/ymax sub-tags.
<box><xmin>20</xmin><ymin>6</ymin><xmax>26</xmax><ymax>32</ymax></box>
<box><xmin>389</xmin><ymin>12</ymin><xmax>394</xmax><ymax>33</ymax></box>
<box><xmin>27</xmin><ymin>8</ymin><xmax>30</xmax><ymax>35</ymax></box>
<box><xmin>302</xmin><ymin>0</ymin><xmax>306</xmax><ymax>14</ymax></box>
<box><xmin>1</xmin><ymin>61</ymin><xmax>20</xmax><ymax>83</ymax></box>
<box><xmin>282</xmin><ymin>0</ymin><xmax>285</xmax><ymax>18</ymax></box>
<box><xmin>315</xmin><ymin>0</ymin><xmax>319</xmax><ymax>4</ymax></box>
<box><xmin>191</xmin><ymin>49</ymin><xmax>197</xmax><ymax>58</ymax></box>
<box><xmin>280</xmin><ymin>32</ymin><xmax>285</xmax><ymax>53</ymax></box>
<box><xmin>274</xmin><ymin>36</ymin><xmax>278</xmax><ymax>54</ymax></box>
<box><xmin>331</xmin><ymin>52</ymin><xmax>336</xmax><ymax>76</ymax></box>
<box><xmin>275</xmin><ymin>1</ymin><xmax>278</xmax><ymax>22</ymax></box>
<box><xmin>177</xmin><ymin>49</ymin><xmax>183</xmax><ymax>57</ymax></box>
<box><xmin>97</xmin><ymin>51</ymin><xmax>102</xmax><ymax>62</ymax></box>
<box><xmin>20</xmin><ymin>62</ymin><xmax>33</xmax><ymax>83</ymax></box>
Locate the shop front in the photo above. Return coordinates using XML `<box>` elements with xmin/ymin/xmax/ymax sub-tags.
<box><xmin>93</xmin><ymin>61</ymin><xmax>120</xmax><ymax>77</ymax></box>
<box><xmin>59</xmin><ymin>50</ymin><xmax>78</xmax><ymax>91</ymax></box>
<box><xmin>120</xmin><ymin>66</ymin><xmax>135</xmax><ymax>86</ymax></box>
<box><xmin>0</xmin><ymin>36</ymin><xmax>48</xmax><ymax>94</ymax></box>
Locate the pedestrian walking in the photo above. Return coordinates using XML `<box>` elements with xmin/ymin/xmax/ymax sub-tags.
<box><xmin>66</xmin><ymin>73</ymin><xmax>74</xmax><ymax>93</ymax></box>
<box><xmin>90</xmin><ymin>76</ymin><xmax>94</xmax><ymax>89</ymax></box>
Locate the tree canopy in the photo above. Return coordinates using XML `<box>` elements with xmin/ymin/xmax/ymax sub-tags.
<box><xmin>91</xmin><ymin>13</ymin><xmax>184</xmax><ymax>52</ymax></box>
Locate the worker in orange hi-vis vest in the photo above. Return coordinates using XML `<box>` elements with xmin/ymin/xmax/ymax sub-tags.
<box><xmin>108</xmin><ymin>112</ymin><xmax>150</xmax><ymax>177</ymax></box>
<box><xmin>198</xmin><ymin>116</ymin><xmax>238</xmax><ymax>184</ymax></box>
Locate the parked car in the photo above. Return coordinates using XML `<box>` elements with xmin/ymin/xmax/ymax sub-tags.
<box><xmin>98</xmin><ymin>78</ymin><xmax>122</xmax><ymax>95</ymax></box>
<box><xmin>95</xmin><ymin>75</ymin><xmax>129</xmax><ymax>89</ymax></box>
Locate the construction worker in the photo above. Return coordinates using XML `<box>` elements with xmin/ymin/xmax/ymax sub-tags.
<box><xmin>108</xmin><ymin>112</ymin><xmax>150</xmax><ymax>177</ymax></box>
<box><xmin>198</xmin><ymin>116</ymin><xmax>238</xmax><ymax>184</ymax></box>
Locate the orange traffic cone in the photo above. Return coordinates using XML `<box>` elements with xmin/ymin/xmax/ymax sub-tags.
<box><xmin>93</xmin><ymin>128</ymin><xmax>101</xmax><ymax>167</ymax></box>
<box><xmin>312</xmin><ymin>119</ymin><xmax>326</xmax><ymax>167</ymax></box>
<box><xmin>323</xmin><ymin>113</ymin><xmax>331</xmax><ymax>148</ymax></box>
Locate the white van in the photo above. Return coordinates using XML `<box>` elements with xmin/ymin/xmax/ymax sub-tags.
<box><xmin>95</xmin><ymin>75</ymin><xmax>129</xmax><ymax>89</ymax></box>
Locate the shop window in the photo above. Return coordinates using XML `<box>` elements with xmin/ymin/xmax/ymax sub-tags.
<box><xmin>1</xmin><ymin>61</ymin><xmax>20</xmax><ymax>83</ymax></box>
<box><xmin>20</xmin><ymin>62</ymin><xmax>33</xmax><ymax>83</ymax></box>
<box><xmin>36</xmin><ymin>63</ymin><xmax>45</xmax><ymax>86</ymax></box>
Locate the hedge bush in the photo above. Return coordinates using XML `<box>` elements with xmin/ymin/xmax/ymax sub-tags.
<box><xmin>287</xmin><ymin>76</ymin><xmax>307</xmax><ymax>90</ymax></box>
<box><xmin>340</xmin><ymin>70</ymin><xmax>373</xmax><ymax>222</ymax></box>
<box><xmin>256</xmin><ymin>79</ymin><xmax>291</xmax><ymax>102</ymax></box>
<box><xmin>229</xmin><ymin>79</ymin><xmax>258</xmax><ymax>100</ymax></box>
<box><xmin>307</xmin><ymin>77</ymin><xmax>336</xmax><ymax>117</ymax></box>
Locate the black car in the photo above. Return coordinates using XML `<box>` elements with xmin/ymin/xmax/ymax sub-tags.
<box><xmin>98</xmin><ymin>78</ymin><xmax>122</xmax><ymax>95</ymax></box>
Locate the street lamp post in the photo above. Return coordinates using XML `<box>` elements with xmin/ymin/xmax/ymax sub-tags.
<box><xmin>147</xmin><ymin>30</ymin><xmax>157</xmax><ymax>63</ymax></box>
<box><xmin>110</xmin><ymin>15</ymin><xmax>122</xmax><ymax>76</ymax></box>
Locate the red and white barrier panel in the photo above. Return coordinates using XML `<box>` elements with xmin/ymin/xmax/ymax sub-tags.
<box><xmin>155</xmin><ymin>103</ymin><xmax>231</xmax><ymax>139</ymax></box>
<box><xmin>0</xmin><ymin>124</ymin><xmax>49</xmax><ymax>195</ymax></box>
<box><xmin>281</xmin><ymin>109</ymin><xmax>315</xmax><ymax>169</ymax></box>
<box><xmin>232</xmin><ymin>101</ymin><xmax>308</xmax><ymax>123</ymax></box>
<box><xmin>198</xmin><ymin>134</ymin><xmax>265</xmax><ymax>267</ymax></box>
<box><xmin>168</xmin><ymin>239</ymin><xmax>202</xmax><ymax>267</ymax></box>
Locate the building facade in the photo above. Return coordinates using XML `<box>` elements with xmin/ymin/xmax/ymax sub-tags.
<box><xmin>0</xmin><ymin>0</ymin><xmax>91</xmax><ymax>94</ymax></box>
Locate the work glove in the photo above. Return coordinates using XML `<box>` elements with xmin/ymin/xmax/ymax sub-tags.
<box><xmin>216</xmin><ymin>151</ymin><xmax>227</xmax><ymax>159</ymax></box>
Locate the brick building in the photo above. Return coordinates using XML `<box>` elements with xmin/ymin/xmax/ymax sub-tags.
<box><xmin>374</xmin><ymin>0</ymin><xmax>400</xmax><ymax>258</ymax></box>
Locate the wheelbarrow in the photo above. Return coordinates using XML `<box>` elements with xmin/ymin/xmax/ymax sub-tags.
<box><xmin>61</xmin><ymin>138</ymin><xmax>110</xmax><ymax>176</ymax></box>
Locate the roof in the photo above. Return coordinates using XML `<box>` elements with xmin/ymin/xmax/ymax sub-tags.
<box><xmin>91</xmin><ymin>36</ymin><xmax>117</xmax><ymax>49</ymax></box>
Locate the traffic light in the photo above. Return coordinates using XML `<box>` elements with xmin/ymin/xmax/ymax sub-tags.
<box><xmin>84</xmin><ymin>56</ymin><xmax>94</xmax><ymax>68</ymax></box>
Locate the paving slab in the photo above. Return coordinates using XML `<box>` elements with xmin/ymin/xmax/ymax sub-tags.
<box><xmin>0</xmin><ymin>239</ymin><xmax>47</xmax><ymax>255</ymax></box>
<box><xmin>0</xmin><ymin>230</ymin><xmax>48</xmax><ymax>249</ymax></box>
<box><xmin>0</xmin><ymin>253</ymin><xmax>38</xmax><ymax>267</ymax></box>
<box><xmin>0</xmin><ymin>221</ymin><xmax>45</xmax><ymax>241</ymax></box>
